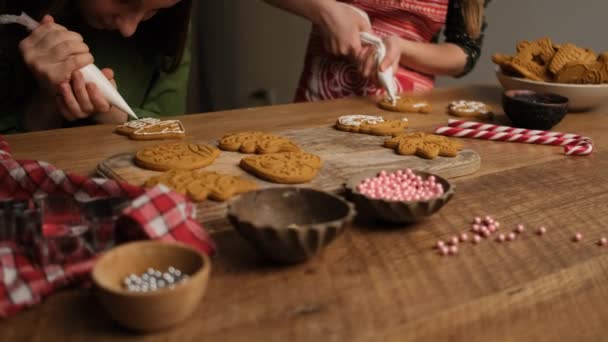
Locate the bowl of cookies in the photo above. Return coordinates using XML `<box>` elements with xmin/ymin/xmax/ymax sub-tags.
<box><xmin>344</xmin><ymin>168</ymin><xmax>454</xmax><ymax>224</ymax></box>
<box><xmin>493</xmin><ymin>37</ymin><xmax>608</xmax><ymax>111</ymax></box>
<box><xmin>227</xmin><ymin>187</ymin><xmax>356</xmax><ymax>264</ymax></box>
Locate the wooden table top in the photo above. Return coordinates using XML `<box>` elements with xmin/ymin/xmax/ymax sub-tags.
<box><xmin>2</xmin><ymin>85</ymin><xmax>607</xmax><ymax>341</ymax></box>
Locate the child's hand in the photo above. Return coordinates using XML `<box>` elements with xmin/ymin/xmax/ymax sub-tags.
<box><xmin>318</xmin><ymin>2</ymin><xmax>372</xmax><ymax>58</ymax></box>
<box><xmin>56</xmin><ymin>68</ymin><xmax>116</xmax><ymax>121</ymax></box>
<box><xmin>359</xmin><ymin>35</ymin><xmax>403</xmax><ymax>80</ymax></box>
<box><xmin>19</xmin><ymin>15</ymin><xmax>94</xmax><ymax>95</ymax></box>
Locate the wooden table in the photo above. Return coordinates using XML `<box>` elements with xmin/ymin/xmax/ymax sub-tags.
<box><xmin>2</xmin><ymin>85</ymin><xmax>607</xmax><ymax>341</ymax></box>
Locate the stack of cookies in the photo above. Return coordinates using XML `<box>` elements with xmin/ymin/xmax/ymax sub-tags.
<box><xmin>493</xmin><ymin>37</ymin><xmax>608</xmax><ymax>84</ymax></box>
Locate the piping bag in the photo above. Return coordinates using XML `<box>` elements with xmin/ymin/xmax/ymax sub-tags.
<box><xmin>340</xmin><ymin>3</ymin><xmax>399</xmax><ymax>105</ymax></box>
<box><xmin>0</xmin><ymin>12</ymin><xmax>138</xmax><ymax>119</ymax></box>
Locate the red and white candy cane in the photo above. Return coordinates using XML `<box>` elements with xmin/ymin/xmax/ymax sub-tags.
<box><xmin>446</xmin><ymin>119</ymin><xmax>586</xmax><ymax>140</ymax></box>
<box><xmin>435</xmin><ymin>120</ymin><xmax>593</xmax><ymax>156</ymax></box>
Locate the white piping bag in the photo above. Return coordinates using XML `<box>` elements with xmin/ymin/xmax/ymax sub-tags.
<box><xmin>339</xmin><ymin>4</ymin><xmax>399</xmax><ymax>105</ymax></box>
<box><xmin>0</xmin><ymin>12</ymin><xmax>138</xmax><ymax>119</ymax></box>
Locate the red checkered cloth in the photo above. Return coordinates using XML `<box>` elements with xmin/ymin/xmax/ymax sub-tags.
<box><xmin>0</xmin><ymin>135</ymin><xmax>215</xmax><ymax>319</ymax></box>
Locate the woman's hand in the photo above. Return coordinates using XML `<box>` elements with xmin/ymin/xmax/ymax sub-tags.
<box><xmin>359</xmin><ymin>35</ymin><xmax>404</xmax><ymax>80</ymax></box>
<box><xmin>317</xmin><ymin>2</ymin><xmax>371</xmax><ymax>59</ymax></box>
<box><xmin>56</xmin><ymin>68</ymin><xmax>117</xmax><ymax>121</ymax></box>
<box><xmin>19</xmin><ymin>15</ymin><xmax>93</xmax><ymax>94</ymax></box>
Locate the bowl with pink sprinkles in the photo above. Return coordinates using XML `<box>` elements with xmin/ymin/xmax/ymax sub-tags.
<box><xmin>344</xmin><ymin>168</ymin><xmax>454</xmax><ymax>224</ymax></box>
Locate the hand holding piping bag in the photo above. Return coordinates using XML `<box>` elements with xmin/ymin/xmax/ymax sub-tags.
<box><xmin>338</xmin><ymin>4</ymin><xmax>399</xmax><ymax>105</ymax></box>
<box><xmin>1</xmin><ymin>12</ymin><xmax>138</xmax><ymax>120</ymax></box>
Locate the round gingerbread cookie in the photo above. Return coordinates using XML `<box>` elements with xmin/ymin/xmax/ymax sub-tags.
<box><xmin>378</xmin><ymin>97</ymin><xmax>432</xmax><ymax>114</ymax></box>
<box><xmin>135</xmin><ymin>142</ymin><xmax>220</xmax><ymax>171</ymax></box>
<box><xmin>335</xmin><ymin>115</ymin><xmax>385</xmax><ymax>133</ymax></box>
<box><xmin>448</xmin><ymin>100</ymin><xmax>493</xmax><ymax>119</ymax></box>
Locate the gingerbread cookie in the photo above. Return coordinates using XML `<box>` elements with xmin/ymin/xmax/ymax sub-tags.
<box><xmin>219</xmin><ymin>132</ymin><xmax>300</xmax><ymax>154</ymax></box>
<box><xmin>549</xmin><ymin>43</ymin><xmax>597</xmax><ymax>75</ymax></box>
<box><xmin>555</xmin><ymin>61</ymin><xmax>608</xmax><ymax>84</ymax></box>
<box><xmin>144</xmin><ymin>170</ymin><xmax>258</xmax><ymax>202</ymax></box>
<box><xmin>378</xmin><ymin>97</ymin><xmax>432</xmax><ymax>114</ymax></box>
<box><xmin>240</xmin><ymin>152</ymin><xmax>323</xmax><ymax>184</ymax></box>
<box><xmin>134</xmin><ymin>142</ymin><xmax>220</xmax><ymax>171</ymax></box>
<box><xmin>115</xmin><ymin>118</ymin><xmax>186</xmax><ymax>140</ymax></box>
<box><xmin>335</xmin><ymin>115</ymin><xmax>408</xmax><ymax>136</ymax></box>
<box><xmin>448</xmin><ymin>100</ymin><xmax>493</xmax><ymax>119</ymax></box>
<box><xmin>384</xmin><ymin>133</ymin><xmax>463</xmax><ymax>159</ymax></box>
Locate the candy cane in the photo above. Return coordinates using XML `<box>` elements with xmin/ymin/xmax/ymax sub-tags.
<box><xmin>435</xmin><ymin>124</ymin><xmax>593</xmax><ymax>156</ymax></box>
<box><xmin>446</xmin><ymin>119</ymin><xmax>586</xmax><ymax>140</ymax></box>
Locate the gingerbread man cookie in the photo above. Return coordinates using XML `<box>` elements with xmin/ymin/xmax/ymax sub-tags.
<box><xmin>240</xmin><ymin>152</ymin><xmax>323</xmax><ymax>184</ymax></box>
<box><xmin>115</xmin><ymin>118</ymin><xmax>186</xmax><ymax>140</ymax></box>
<box><xmin>219</xmin><ymin>132</ymin><xmax>300</xmax><ymax>154</ymax></box>
<box><xmin>384</xmin><ymin>133</ymin><xmax>463</xmax><ymax>159</ymax></box>
<box><xmin>145</xmin><ymin>170</ymin><xmax>258</xmax><ymax>202</ymax></box>
<box><xmin>448</xmin><ymin>100</ymin><xmax>493</xmax><ymax>120</ymax></box>
<box><xmin>335</xmin><ymin>115</ymin><xmax>408</xmax><ymax>136</ymax></box>
<box><xmin>134</xmin><ymin>142</ymin><xmax>220</xmax><ymax>171</ymax></box>
<box><xmin>378</xmin><ymin>97</ymin><xmax>432</xmax><ymax>114</ymax></box>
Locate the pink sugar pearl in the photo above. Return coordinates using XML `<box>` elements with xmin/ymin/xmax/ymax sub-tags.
<box><xmin>496</xmin><ymin>234</ymin><xmax>506</xmax><ymax>242</ymax></box>
<box><xmin>439</xmin><ymin>247</ymin><xmax>450</xmax><ymax>256</ymax></box>
<box><xmin>472</xmin><ymin>235</ymin><xmax>482</xmax><ymax>244</ymax></box>
<box><xmin>449</xmin><ymin>246</ymin><xmax>458</xmax><ymax>255</ymax></box>
<box><xmin>516</xmin><ymin>224</ymin><xmax>525</xmax><ymax>233</ymax></box>
<box><xmin>537</xmin><ymin>226</ymin><xmax>547</xmax><ymax>235</ymax></box>
<box><xmin>436</xmin><ymin>240</ymin><xmax>445</xmax><ymax>249</ymax></box>
<box><xmin>450</xmin><ymin>236</ymin><xmax>459</xmax><ymax>245</ymax></box>
<box><xmin>473</xmin><ymin>217</ymin><xmax>482</xmax><ymax>224</ymax></box>
<box><xmin>507</xmin><ymin>232</ymin><xmax>516</xmax><ymax>241</ymax></box>
<box><xmin>598</xmin><ymin>237</ymin><xmax>608</xmax><ymax>246</ymax></box>
<box><xmin>460</xmin><ymin>233</ymin><xmax>469</xmax><ymax>242</ymax></box>
<box><xmin>573</xmin><ymin>233</ymin><xmax>582</xmax><ymax>242</ymax></box>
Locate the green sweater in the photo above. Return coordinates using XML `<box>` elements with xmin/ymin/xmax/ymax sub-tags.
<box><xmin>0</xmin><ymin>22</ymin><xmax>190</xmax><ymax>134</ymax></box>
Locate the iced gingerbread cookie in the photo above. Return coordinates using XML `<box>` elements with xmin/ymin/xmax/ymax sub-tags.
<box><xmin>115</xmin><ymin>118</ymin><xmax>186</xmax><ymax>140</ymax></box>
<box><xmin>144</xmin><ymin>169</ymin><xmax>258</xmax><ymax>202</ymax></box>
<box><xmin>219</xmin><ymin>131</ymin><xmax>300</xmax><ymax>154</ymax></box>
<box><xmin>384</xmin><ymin>133</ymin><xmax>463</xmax><ymax>159</ymax></box>
<box><xmin>335</xmin><ymin>115</ymin><xmax>408</xmax><ymax>136</ymax></box>
<box><xmin>378</xmin><ymin>97</ymin><xmax>432</xmax><ymax>114</ymax></box>
<box><xmin>240</xmin><ymin>152</ymin><xmax>323</xmax><ymax>184</ymax></box>
<box><xmin>448</xmin><ymin>100</ymin><xmax>493</xmax><ymax>119</ymax></box>
<box><xmin>134</xmin><ymin>142</ymin><xmax>220</xmax><ymax>171</ymax></box>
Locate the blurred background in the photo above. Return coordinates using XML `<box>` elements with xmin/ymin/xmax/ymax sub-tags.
<box><xmin>187</xmin><ymin>1</ymin><xmax>608</xmax><ymax>114</ymax></box>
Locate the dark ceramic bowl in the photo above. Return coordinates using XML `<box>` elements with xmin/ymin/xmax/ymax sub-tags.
<box><xmin>502</xmin><ymin>90</ymin><xmax>569</xmax><ymax>130</ymax></box>
<box><xmin>344</xmin><ymin>169</ymin><xmax>454</xmax><ymax>224</ymax></box>
<box><xmin>227</xmin><ymin>187</ymin><xmax>356</xmax><ymax>264</ymax></box>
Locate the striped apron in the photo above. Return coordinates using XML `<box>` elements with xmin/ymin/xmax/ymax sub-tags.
<box><xmin>295</xmin><ymin>0</ymin><xmax>449</xmax><ymax>102</ymax></box>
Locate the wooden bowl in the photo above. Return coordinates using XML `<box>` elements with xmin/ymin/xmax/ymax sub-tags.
<box><xmin>502</xmin><ymin>89</ymin><xmax>569</xmax><ymax>130</ymax></box>
<box><xmin>227</xmin><ymin>187</ymin><xmax>356</xmax><ymax>264</ymax></box>
<box><xmin>345</xmin><ymin>169</ymin><xmax>454</xmax><ymax>224</ymax></box>
<box><xmin>91</xmin><ymin>241</ymin><xmax>211</xmax><ymax>332</ymax></box>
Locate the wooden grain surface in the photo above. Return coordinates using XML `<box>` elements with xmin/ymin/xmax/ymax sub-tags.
<box><xmin>2</xmin><ymin>85</ymin><xmax>608</xmax><ymax>342</ymax></box>
<box><xmin>97</xmin><ymin>125</ymin><xmax>480</xmax><ymax>230</ymax></box>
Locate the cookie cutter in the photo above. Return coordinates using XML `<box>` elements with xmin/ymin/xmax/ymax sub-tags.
<box><xmin>0</xmin><ymin>12</ymin><xmax>138</xmax><ymax>119</ymax></box>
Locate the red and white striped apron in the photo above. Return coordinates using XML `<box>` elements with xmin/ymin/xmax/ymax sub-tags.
<box><xmin>295</xmin><ymin>0</ymin><xmax>449</xmax><ymax>102</ymax></box>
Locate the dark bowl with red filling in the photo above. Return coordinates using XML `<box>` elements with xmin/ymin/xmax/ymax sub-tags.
<box><xmin>502</xmin><ymin>90</ymin><xmax>569</xmax><ymax>130</ymax></box>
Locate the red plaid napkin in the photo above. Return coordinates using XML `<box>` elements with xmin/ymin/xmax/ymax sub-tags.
<box><xmin>0</xmin><ymin>136</ymin><xmax>215</xmax><ymax>318</ymax></box>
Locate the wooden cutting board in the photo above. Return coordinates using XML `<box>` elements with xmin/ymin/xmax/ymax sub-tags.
<box><xmin>97</xmin><ymin>126</ymin><xmax>481</xmax><ymax>231</ymax></box>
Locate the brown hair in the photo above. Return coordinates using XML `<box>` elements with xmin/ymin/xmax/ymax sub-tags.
<box><xmin>2</xmin><ymin>0</ymin><xmax>192</xmax><ymax>72</ymax></box>
<box><xmin>461</xmin><ymin>0</ymin><xmax>485</xmax><ymax>39</ymax></box>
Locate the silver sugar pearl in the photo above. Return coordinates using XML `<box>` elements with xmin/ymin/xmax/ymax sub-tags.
<box><xmin>157</xmin><ymin>280</ymin><xmax>166</xmax><ymax>288</ymax></box>
<box><xmin>142</xmin><ymin>274</ymin><xmax>150</xmax><ymax>280</ymax></box>
<box><xmin>154</xmin><ymin>271</ymin><xmax>162</xmax><ymax>278</ymax></box>
<box><xmin>168</xmin><ymin>266</ymin><xmax>176</xmax><ymax>273</ymax></box>
<box><xmin>147</xmin><ymin>268</ymin><xmax>155</xmax><ymax>275</ymax></box>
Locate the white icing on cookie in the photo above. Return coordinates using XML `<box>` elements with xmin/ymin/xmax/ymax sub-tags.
<box><xmin>338</xmin><ymin>115</ymin><xmax>385</xmax><ymax>126</ymax></box>
<box><xmin>119</xmin><ymin>118</ymin><xmax>161</xmax><ymax>130</ymax></box>
<box><xmin>449</xmin><ymin>100</ymin><xmax>490</xmax><ymax>114</ymax></box>
<box><xmin>133</xmin><ymin>120</ymin><xmax>185</xmax><ymax>136</ymax></box>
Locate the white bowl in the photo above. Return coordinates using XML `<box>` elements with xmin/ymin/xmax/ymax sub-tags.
<box><xmin>495</xmin><ymin>66</ymin><xmax>608</xmax><ymax>111</ymax></box>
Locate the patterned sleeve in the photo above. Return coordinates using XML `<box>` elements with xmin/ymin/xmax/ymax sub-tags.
<box><xmin>443</xmin><ymin>0</ymin><xmax>491</xmax><ymax>77</ymax></box>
